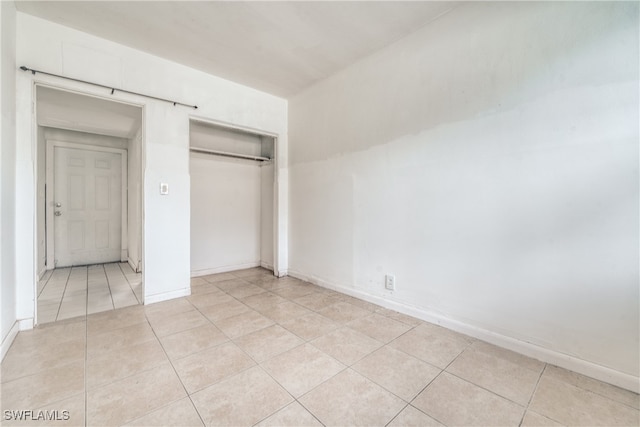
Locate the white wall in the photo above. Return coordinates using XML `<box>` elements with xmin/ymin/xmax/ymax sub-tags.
<box><xmin>0</xmin><ymin>0</ymin><xmax>18</xmax><ymax>360</ymax></box>
<box><xmin>190</xmin><ymin>121</ymin><xmax>264</xmax><ymax>157</ymax></box>
<box><xmin>289</xmin><ymin>2</ymin><xmax>639</xmax><ymax>391</ymax></box>
<box><xmin>14</xmin><ymin>13</ymin><xmax>287</xmax><ymax>318</ymax></box>
<box><xmin>190</xmin><ymin>153</ymin><xmax>262</xmax><ymax>275</ymax></box>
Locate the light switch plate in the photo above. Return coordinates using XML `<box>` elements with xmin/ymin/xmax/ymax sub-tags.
<box><xmin>160</xmin><ymin>183</ymin><xmax>169</xmax><ymax>195</ymax></box>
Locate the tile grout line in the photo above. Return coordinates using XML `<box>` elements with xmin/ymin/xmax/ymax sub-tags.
<box><xmin>268</xmin><ymin>319</ymin><xmax>410</xmax><ymax>425</ymax></box>
<box><xmin>441</xmin><ymin>369</ymin><xmax>530</xmax><ymax>410</ymax></box>
<box><xmin>54</xmin><ymin>267</ymin><xmax>73</xmax><ymax>322</ymax></box>
<box><xmin>541</xmin><ymin>372</ymin><xmax>640</xmax><ymax>413</ymax></box>
<box><xmin>295</xmin><ymin>401</ymin><xmax>327</xmax><ymax>427</ymax></box>
<box><xmin>159</xmin><ymin>291</ymin><xmax>267</xmax><ymax>398</ymax></box>
<box><xmin>215</xmin><ymin>271</ymin><xmax>432</xmax><ymax>421</ymax></box>
<box><xmin>383</xmin><ymin>402</ymin><xmax>411</xmax><ymax>427</ymax></box>
<box><xmin>236</xmin><ymin>274</ymin><xmax>330</xmax><ymax>426</ymax></box>
<box><xmin>37</xmin><ymin>269</ymin><xmax>53</xmax><ymax>298</ymax></box>
<box><xmin>241</xmin><ymin>365</ymin><xmax>296</xmax><ymax>427</ymax></box>
<box><xmin>150</xmin><ymin>276</ymin><xmax>294</xmax><ymax>423</ymax></box>
<box><xmin>433</xmin><ymin>339</ymin><xmax>542</xmax><ymax>412</ymax></box>
<box><xmin>407</xmin><ymin>387</ymin><xmax>446</xmax><ymax>425</ymax></box>
<box><xmin>518</xmin><ymin>363</ymin><xmax>548</xmax><ymax>426</ymax></box>
<box><xmin>555</xmin><ymin>374</ymin><xmax>640</xmax><ymax>412</ymax></box>
<box><xmin>402</xmin><ymin>337</ymin><xmax>476</xmax><ymax>427</ymax></box>
<box><xmin>118</xmin><ymin>261</ymin><xmax>142</xmax><ymax>305</ymax></box>
<box><xmin>110</xmin><ymin>262</ymin><xmax>138</xmax><ymax>309</ymax></box>
<box><xmin>102</xmin><ymin>264</ymin><xmax>116</xmax><ymax>313</ymax></box>
<box><xmin>140</xmin><ymin>311</ymin><xmax>208</xmax><ymax>427</ymax></box>
<box><xmin>84</xmin><ymin>307</ymin><xmax>203</xmax><ymax>423</ymax></box>
<box><xmin>188</xmin><ymin>273</ymin><xmax>331</xmax><ymax>425</ymax></box>
<box><xmin>388</xmin><ymin>325</ymin><xmax>638</xmax><ymax>421</ymax></box>
<box><xmin>35</xmin><ymin>269</ymin><xmax>55</xmax><ymax>323</ymax></box>
<box><xmin>248</xmin><ymin>275</ymin><xmax>376</xmax><ymax>425</ymax></box>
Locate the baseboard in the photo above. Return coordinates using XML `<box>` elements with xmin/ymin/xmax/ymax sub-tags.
<box><xmin>144</xmin><ymin>287</ymin><xmax>191</xmax><ymax>305</ymax></box>
<box><xmin>127</xmin><ymin>258</ymin><xmax>139</xmax><ymax>273</ymax></box>
<box><xmin>0</xmin><ymin>318</ymin><xmax>32</xmax><ymax>363</ymax></box>
<box><xmin>288</xmin><ymin>269</ymin><xmax>640</xmax><ymax>394</ymax></box>
<box><xmin>19</xmin><ymin>318</ymin><xmax>34</xmax><ymax>330</ymax></box>
<box><xmin>260</xmin><ymin>261</ymin><xmax>274</xmax><ymax>272</ymax></box>
<box><xmin>0</xmin><ymin>321</ymin><xmax>20</xmax><ymax>362</ymax></box>
<box><xmin>191</xmin><ymin>261</ymin><xmax>261</xmax><ymax>278</ymax></box>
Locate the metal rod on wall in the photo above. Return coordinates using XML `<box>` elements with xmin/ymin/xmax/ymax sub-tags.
<box><xmin>190</xmin><ymin>147</ymin><xmax>270</xmax><ymax>162</ymax></box>
<box><xmin>20</xmin><ymin>66</ymin><xmax>198</xmax><ymax>109</ymax></box>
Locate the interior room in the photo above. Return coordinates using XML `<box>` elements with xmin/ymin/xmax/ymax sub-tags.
<box><xmin>0</xmin><ymin>1</ymin><xmax>638</xmax><ymax>426</ymax></box>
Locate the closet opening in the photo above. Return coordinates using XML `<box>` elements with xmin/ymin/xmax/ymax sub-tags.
<box><xmin>189</xmin><ymin>119</ymin><xmax>277</xmax><ymax>278</ymax></box>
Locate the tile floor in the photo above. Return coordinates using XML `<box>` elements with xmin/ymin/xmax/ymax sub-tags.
<box><xmin>2</xmin><ymin>267</ymin><xmax>638</xmax><ymax>426</ymax></box>
<box><xmin>37</xmin><ymin>263</ymin><xmax>142</xmax><ymax>324</ymax></box>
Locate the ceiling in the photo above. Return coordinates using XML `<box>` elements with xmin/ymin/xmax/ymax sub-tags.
<box><xmin>37</xmin><ymin>86</ymin><xmax>142</xmax><ymax>138</ymax></box>
<box><xmin>16</xmin><ymin>1</ymin><xmax>459</xmax><ymax>97</ymax></box>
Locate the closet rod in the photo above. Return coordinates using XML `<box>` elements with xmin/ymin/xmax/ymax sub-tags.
<box><xmin>20</xmin><ymin>66</ymin><xmax>198</xmax><ymax>109</ymax></box>
<box><xmin>190</xmin><ymin>147</ymin><xmax>271</xmax><ymax>162</ymax></box>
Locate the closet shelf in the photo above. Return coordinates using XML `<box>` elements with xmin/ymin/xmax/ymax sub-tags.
<box><xmin>190</xmin><ymin>147</ymin><xmax>271</xmax><ymax>162</ymax></box>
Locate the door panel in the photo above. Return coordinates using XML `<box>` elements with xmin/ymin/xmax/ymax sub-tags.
<box><xmin>95</xmin><ymin>220</ymin><xmax>110</xmax><ymax>249</ymax></box>
<box><xmin>68</xmin><ymin>221</ymin><xmax>85</xmax><ymax>251</ymax></box>
<box><xmin>54</xmin><ymin>147</ymin><xmax>122</xmax><ymax>267</ymax></box>
<box><xmin>95</xmin><ymin>175</ymin><xmax>110</xmax><ymax>210</ymax></box>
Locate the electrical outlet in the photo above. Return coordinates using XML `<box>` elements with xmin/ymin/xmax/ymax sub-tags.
<box><xmin>385</xmin><ymin>274</ymin><xmax>395</xmax><ymax>291</ymax></box>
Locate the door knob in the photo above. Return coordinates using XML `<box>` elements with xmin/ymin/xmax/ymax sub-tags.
<box><xmin>55</xmin><ymin>211</ymin><xmax>62</xmax><ymax>216</ymax></box>
<box><xmin>55</xmin><ymin>202</ymin><xmax>62</xmax><ymax>208</ymax></box>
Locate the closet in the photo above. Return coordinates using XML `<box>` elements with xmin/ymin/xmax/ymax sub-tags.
<box><xmin>189</xmin><ymin>120</ymin><xmax>275</xmax><ymax>276</ymax></box>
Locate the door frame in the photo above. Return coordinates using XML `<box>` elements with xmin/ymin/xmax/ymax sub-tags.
<box><xmin>45</xmin><ymin>140</ymin><xmax>128</xmax><ymax>269</ymax></box>
<box><xmin>29</xmin><ymin>81</ymin><xmax>146</xmax><ymax>327</ymax></box>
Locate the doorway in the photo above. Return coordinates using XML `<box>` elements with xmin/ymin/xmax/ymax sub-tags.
<box><xmin>35</xmin><ymin>85</ymin><xmax>144</xmax><ymax>324</ymax></box>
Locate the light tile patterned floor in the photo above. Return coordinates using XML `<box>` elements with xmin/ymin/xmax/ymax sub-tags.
<box><xmin>2</xmin><ymin>267</ymin><xmax>638</xmax><ymax>426</ymax></box>
<box><xmin>37</xmin><ymin>263</ymin><xmax>142</xmax><ymax>324</ymax></box>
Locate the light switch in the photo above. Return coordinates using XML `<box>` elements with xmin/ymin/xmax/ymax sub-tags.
<box><xmin>160</xmin><ymin>183</ymin><xmax>169</xmax><ymax>195</ymax></box>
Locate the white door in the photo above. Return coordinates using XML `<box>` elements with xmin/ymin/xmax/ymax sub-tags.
<box><xmin>53</xmin><ymin>147</ymin><xmax>122</xmax><ymax>267</ymax></box>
